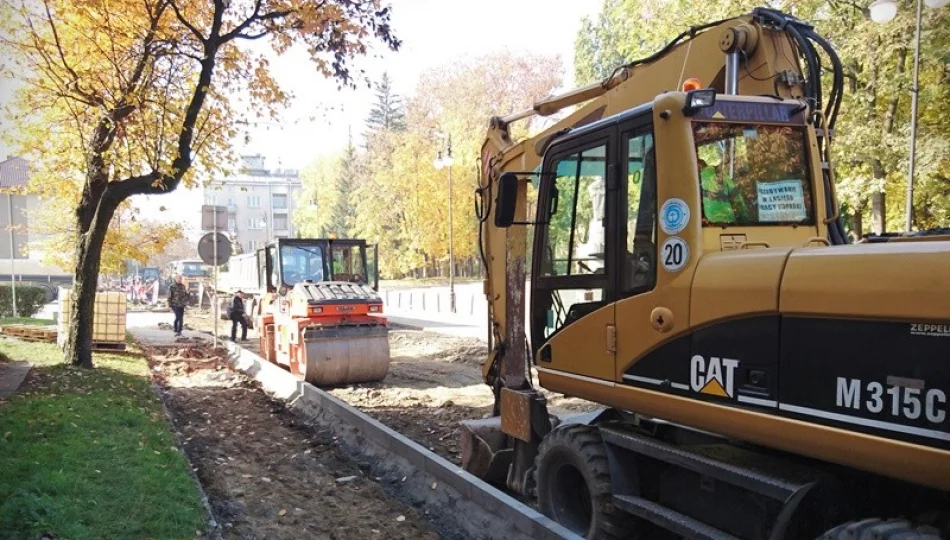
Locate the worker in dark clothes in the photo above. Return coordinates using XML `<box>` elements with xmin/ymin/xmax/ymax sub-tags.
<box><xmin>230</xmin><ymin>290</ymin><xmax>248</xmax><ymax>342</ymax></box>
<box><xmin>167</xmin><ymin>274</ymin><xmax>189</xmax><ymax>336</ymax></box>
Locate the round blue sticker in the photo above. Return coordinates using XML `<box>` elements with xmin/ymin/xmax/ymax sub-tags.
<box><xmin>660</xmin><ymin>198</ymin><xmax>690</xmax><ymax>235</ymax></box>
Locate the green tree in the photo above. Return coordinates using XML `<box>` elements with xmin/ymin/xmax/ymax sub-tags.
<box><xmin>296</xmin><ymin>130</ymin><xmax>361</xmax><ymax>238</ymax></box>
<box><xmin>365</xmin><ymin>72</ymin><xmax>406</xmax><ymax>133</ymax></box>
<box><xmin>573</xmin><ymin>0</ymin><xmax>950</xmax><ymax>236</ymax></box>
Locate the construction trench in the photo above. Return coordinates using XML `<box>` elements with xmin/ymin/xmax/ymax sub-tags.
<box><xmin>145</xmin><ymin>309</ymin><xmax>591</xmax><ymax>539</ymax></box>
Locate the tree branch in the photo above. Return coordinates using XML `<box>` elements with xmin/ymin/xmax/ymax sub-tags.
<box><xmin>168</xmin><ymin>0</ymin><xmax>206</xmax><ymax>43</ymax></box>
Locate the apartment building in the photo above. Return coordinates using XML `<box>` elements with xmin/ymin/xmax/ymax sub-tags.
<box><xmin>0</xmin><ymin>156</ymin><xmax>72</xmax><ymax>284</ymax></box>
<box><xmin>203</xmin><ymin>154</ymin><xmax>303</xmax><ymax>254</ymax></box>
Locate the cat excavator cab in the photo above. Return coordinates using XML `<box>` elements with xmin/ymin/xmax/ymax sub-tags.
<box><xmin>464</xmin><ymin>7</ymin><xmax>950</xmax><ymax>539</ymax></box>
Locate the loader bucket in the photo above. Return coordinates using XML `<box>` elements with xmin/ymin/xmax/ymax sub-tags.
<box><xmin>301</xmin><ymin>324</ymin><xmax>390</xmax><ymax>386</ymax></box>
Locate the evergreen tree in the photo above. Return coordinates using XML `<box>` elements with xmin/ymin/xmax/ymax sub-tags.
<box><xmin>334</xmin><ymin>127</ymin><xmax>361</xmax><ymax>236</ymax></box>
<box><xmin>365</xmin><ymin>72</ymin><xmax>406</xmax><ymax>132</ymax></box>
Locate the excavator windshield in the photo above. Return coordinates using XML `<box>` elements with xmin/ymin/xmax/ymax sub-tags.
<box><xmin>692</xmin><ymin>119</ymin><xmax>815</xmax><ymax>227</ymax></box>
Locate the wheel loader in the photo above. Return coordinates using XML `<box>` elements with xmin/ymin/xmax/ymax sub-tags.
<box><xmin>463</xmin><ymin>7</ymin><xmax>950</xmax><ymax>539</ymax></box>
<box><xmin>227</xmin><ymin>237</ymin><xmax>390</xmax><ymax>386</ymax></box>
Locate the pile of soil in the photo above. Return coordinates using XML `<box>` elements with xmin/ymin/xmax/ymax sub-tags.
<box><xmin>147</xmin><ymin>346</ymin><xmax>439</xmax><ymax>540</ymax></box>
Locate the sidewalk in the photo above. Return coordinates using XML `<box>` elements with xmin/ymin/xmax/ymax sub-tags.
<box><xmin>0</xmin><ymin>361</ymin><xmax>32</xmax><ymax>402</ymax></box>
<box><xmin>383</xmin><ymin>307</ymin><xmax>488</xmax><ymax>341</ymax></box>
<box><xmin>126</xmin><ymin>311</ymin><xmax>212</xmax><ymax>348</ymax></box>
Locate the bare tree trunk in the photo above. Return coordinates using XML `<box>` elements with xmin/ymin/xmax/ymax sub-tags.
<box><xmin>852</xmin><ymin>200</ymin><xmax>865</xmax><ymax>240</ymax></box>
<box><xmin>64</xmin><ymin>188</ymin><xmax>120</xmax><ymax>368</ymax></box>
<box><xmin>871</xmin><ymin>161</ymin><xmax>887</xmax><ymax>234</ymax></box>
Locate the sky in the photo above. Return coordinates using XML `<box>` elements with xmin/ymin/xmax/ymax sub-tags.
<box><xmin>1</xmin><ymin>0</ymin><xmax>602</xmax><ymax>241</ymax></box>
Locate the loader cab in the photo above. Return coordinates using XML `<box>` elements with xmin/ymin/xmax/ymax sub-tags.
<box><xmin>259</xmin><ymin>238</ymin><xmax>380</xmax><ymax>293</ymax></box>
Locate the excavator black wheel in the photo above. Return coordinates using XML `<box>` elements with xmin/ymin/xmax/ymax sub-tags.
<box><xmin>534</xmin><ymin>424</ymin><xmax>635</xmax><ymax>540</ymax></box>
<box><xmin>818</xmin><ymin>518</ymin><xmax>944</xmax><ymax>540</ymax></box>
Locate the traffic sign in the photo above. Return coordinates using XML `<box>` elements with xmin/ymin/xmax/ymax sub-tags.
<box><xmin>198</xmin><ymin>232</ymin><xmax>232</xmax><ymax>266</ymax></box>
<box><xmin>201</xmin><ymin>204</ymin><xmax>228</xmax><ymax>231</ymax></box>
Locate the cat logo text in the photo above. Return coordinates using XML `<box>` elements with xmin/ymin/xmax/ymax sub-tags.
<box><xmin>690</xmin><ymin>355</ymin><xmax>739</xmax><ymax>399</ymax></box>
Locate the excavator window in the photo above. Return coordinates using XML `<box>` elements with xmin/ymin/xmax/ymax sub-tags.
<box><xmin>693</xmin><ymin>122</ymin><xmax>814</xmax><ymax>226</ymax></box>
<box><xmin>533</xmin><ymin>139</ymin><xmax>610</xmax><ymax>343</ymax></box>
<box><xmin>541</xmin><ymin>143</ymin><xmax>607</xmax><ymax>277</ymax></box>
<box><xmin>623</xmin><ymin>129</ymin><xmax>657</xmax><ymax>294</ymax></box>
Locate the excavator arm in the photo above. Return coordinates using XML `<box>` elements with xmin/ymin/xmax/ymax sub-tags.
<box><xmin>466</xmin><ymin>7</ymin><xmax>847</xmax><ymax>490</ymax></box>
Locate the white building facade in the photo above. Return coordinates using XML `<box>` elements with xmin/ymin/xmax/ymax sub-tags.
<box><xmin>203</xmin><ymin>155</ymin><xmax>304</xmax><ymax>254</ymax></box>
<box><xmin>0</xmin><ymin>156</ymin><xmax>72</xmax><ymax>285</ymax></box>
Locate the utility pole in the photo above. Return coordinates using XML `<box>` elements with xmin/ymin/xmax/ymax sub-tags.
<box><xmin>433</xmin><ymin>134</ymin><xmax>456</xmax><ymax>313</ymax></box>
<box><xmin>213</xmin><ymin>201</ymin><xmax>219</xmax><ymax>349</ymax></box>
<box><xmin>7</xmin><ymin>192</ymin><xmax>17</xmax><ymax>317</ymax></box>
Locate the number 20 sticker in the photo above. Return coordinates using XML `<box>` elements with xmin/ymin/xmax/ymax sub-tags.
<box><xmin>661</xmin><ymin>237</ymin><xmax>689</xmax><ymax>272</ymax></box>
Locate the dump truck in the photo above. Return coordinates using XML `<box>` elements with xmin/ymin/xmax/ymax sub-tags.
<box><xmin>222</xmin><ymin>237</ymin><xmax>389</xmax><ymax>387</ymax></box>
<box><xmin>166</xmin><ymin>259</ymin><xmax>212</xmax><ymax>305</ymax></box>
<box><xmin>463</xmin><ymin>7</ymin><xmax>950</xmax><ymax>539</ymax></box>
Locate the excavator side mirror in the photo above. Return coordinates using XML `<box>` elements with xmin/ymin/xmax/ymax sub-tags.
<box><xmin>494</xmin><ymin>172</ymin><xmax>519</xmax><ymax>228</ymax></box>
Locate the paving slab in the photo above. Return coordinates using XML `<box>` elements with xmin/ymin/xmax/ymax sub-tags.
<box><xmin>126</xmin><ymin>311</ymin><xmax>213</xmax><ymax>348</ymax></box>
<box><xmin>128</xmin><ymin>326</ymin><xmax>212</xmax><ymax>348</ymax></box>
<box><xmin>0</xmin><ymin>361</ymin><xmax>33</xmax><ymax>401</ymax></box>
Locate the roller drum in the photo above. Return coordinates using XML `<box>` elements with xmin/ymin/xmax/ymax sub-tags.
<box><xmin>301</xmin><ymin>324</ymin><xmax>391</xmax><ymax>386</ymax></box>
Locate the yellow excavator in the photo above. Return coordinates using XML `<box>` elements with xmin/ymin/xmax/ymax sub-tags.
<box><xmin>463</xmin><ymin>7</ymin><xmax>950</xmax><ymax>539</ymax></box>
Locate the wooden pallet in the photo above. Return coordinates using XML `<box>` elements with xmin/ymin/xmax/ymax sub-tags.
<box><xmin>91</xmin><ymin>341</ymin><xmax>127</xmax><ymax>352</ymax></box>
<box><xmin>0</xmin><ymin>325</ymin><xmax>58</xmax><ymax>343</ymax></box>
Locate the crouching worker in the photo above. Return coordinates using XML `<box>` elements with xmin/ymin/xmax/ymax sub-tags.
<box><xmin>229</xmin><ymin>290</ymin><xmax>248</xmax><ymax>342</ymax></box>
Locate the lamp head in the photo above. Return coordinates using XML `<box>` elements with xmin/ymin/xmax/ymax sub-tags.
<box><xmin>869</xmin><ymin>0</ymin><xmax>898</xmax><ymax>23</ymax></box>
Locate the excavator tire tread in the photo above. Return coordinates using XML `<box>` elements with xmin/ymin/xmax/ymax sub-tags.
<box><xmin>819</xmin><ymin>518</ymin><xmax>944</xmax><ymax>540</ymax></box>
<box><xmin>534</xmin><ymin>424</ymin><xmax>635</xmax><ymax>540</ymax></box>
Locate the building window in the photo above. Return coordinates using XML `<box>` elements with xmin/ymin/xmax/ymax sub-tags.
<box><xmin>248</xmin><ymin>195</ymin><xmax>261</xmax><ymax>208</ymax></box>
<box><xmin>227</xmin><ymin>218</ymin><xmax>236</xmax><ymax>232</ymax></box>
<box><xmin>247</xmin><ymin>217</ymin><xmax>262</xmax><ymax>230</ymax></box>
<box><xmin>273</xmin><ymin>214</ymin><xmax>288</xmax><ymax>230</ymax></box>
<box><xmin>272</xmin><ymin>193</ymin><xmax>287</xmax><ymax>209</ymax></box>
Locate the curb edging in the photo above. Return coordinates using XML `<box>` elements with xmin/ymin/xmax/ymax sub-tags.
<box><xmin>223</xmin><ymin>341</ymin><xmax>581</xmax><ymax>540</ymax></box>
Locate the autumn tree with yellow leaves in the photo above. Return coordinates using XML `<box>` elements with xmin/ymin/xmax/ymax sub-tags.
<box><xmin>0</xmin><ymin>0</ymin><xmax>399</xmax><ymax>368</ymax></box>
<box><xmin>295</xmin><ymin>52</ymin><xmax>564</xmax><ymax>279</ymax></box>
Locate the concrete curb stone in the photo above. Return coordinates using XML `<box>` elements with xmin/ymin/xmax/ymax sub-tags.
<box><xmin>223</xmin><ymin>341</ymin><xmax>581</xmax><ymax>540</ymax></box>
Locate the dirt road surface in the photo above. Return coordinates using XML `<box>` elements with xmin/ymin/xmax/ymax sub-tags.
<box><xmin>147</xmin><ymin>345</ymin><xmax>439</xmax><ymax>540</ymax></box>
<box><xmin>184</xmin><ymin>308</ymin><xmax>599</xmax><ymax>465</ymax></box>
<box><xmin>327</xmin><ymin>331</ymin><xmax>600</xmax><ymax>465</ymax></box>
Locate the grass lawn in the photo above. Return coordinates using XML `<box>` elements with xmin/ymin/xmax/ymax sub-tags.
<box><xmin>0</xmin><ymin>339</ymin><xmax>208</xmax><ymax>539</ymax></box>
<box><xmin>0</xmin><ymin>317</ymin><xmax>56</xmax><ymax>326</ymax></box>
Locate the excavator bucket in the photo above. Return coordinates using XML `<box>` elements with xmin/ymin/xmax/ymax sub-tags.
<box><xmin>460</xmin><ymin>417</ymin><xmax>513</xmax><ymax>485</ymax></box>
<box><xmin>301</xmin><ymin>324</ymin><xmax>390</xmax><ymax>386</ymax></box>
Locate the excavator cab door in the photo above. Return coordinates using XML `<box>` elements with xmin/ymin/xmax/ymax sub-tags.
<box><xmin>531</xmin><ymin>132</ymin><xmax>618</xmax><ymax>381</ymax></box>
<box><xmin>530</xmin><ymin>109</ymin><xmax>660</xmax><ymax>383</ymax></box>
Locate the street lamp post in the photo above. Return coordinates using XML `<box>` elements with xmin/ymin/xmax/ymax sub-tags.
<box><xmin>869</xmin><ymin>0</ymin><xmax>948</xmax><ymax>232</ymax></box>
<box><xmin>6</xmin><ymin>192</ymin><xmax>16</xmax><ymax>317</ymax></box>
<box><xmin>433</xmin><ymin>135</ymin><xmax>456</xmax><ymax>314</ymax></box>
